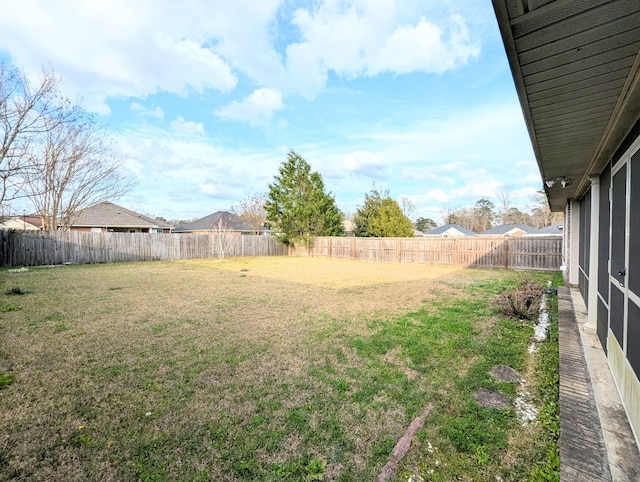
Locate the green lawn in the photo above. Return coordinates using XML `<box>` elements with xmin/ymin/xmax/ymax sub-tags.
<box><xmin>0</xmin><ymin>258</ymin><xmax>560</xmax><ymax>481</ymax></box>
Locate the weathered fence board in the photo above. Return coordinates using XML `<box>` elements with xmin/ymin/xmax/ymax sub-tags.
<box><xmin>0</xmin><ymin>231</ymin><xmax>287</xmax><ymax>267</ymax></box>
<box><xmin>288</xmin><ymin>236</ymin><xmax>562</xmax><ymax>271</ymax></box>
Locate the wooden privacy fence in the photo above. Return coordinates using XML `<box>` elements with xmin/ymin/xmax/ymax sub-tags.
<box><xmin>0</xmin><ymin>231</ymin><xmax>562</xmax><ymax>271</ymax></box>
<box><xmin>288</xmin><ymin>236</ymin><xmax>563</xmax><ymax>271</ymax></box>
<box><xmin>0</xmin><ymin>230</ymin><xmax>287</xmax><ymax>267</ymax></box>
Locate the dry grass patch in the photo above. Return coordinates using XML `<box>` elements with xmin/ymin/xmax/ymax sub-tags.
<box><xmin>198</xmin><ymin>256</ymin><xmax>464</xmax><ymax>287</ymax></box>
<box><xmin>0</xmin><ymin>258</ymin><xmax>558</xmax><ymax>481</ymax></box>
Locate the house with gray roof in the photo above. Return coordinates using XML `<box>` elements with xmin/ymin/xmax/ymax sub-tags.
<box><xmin>69</xmin><ymin>202</ymin><xmax>172</xmax><ymax>233</ymax></box>
<box><xmin>527</xmin><ymin>224</ymin><xmax>564</xmax><ymax>237</ymax></box>
<box><xmin>423</xmin><ymin>224</ymin><xmax>477</xmax><ymax>237</ymax></box>
<box><xmin>171</xmin><ymin>211</ymin><xmax>257</xmax><ymax>235</ymax></box>
<box><xmin>480</xmin><ymin>224</ymin><xmax>537</xmax><ymax>237</ymax></box>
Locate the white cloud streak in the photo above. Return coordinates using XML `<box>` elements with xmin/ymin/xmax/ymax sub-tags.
<box><xmin>130</xmin><ymin>103</ymin><xmax>165</xmax><ymax>119</ymax></box>
<box><xmin>215</xmin><ymin>88</ymin><xmax>285</xmax><ymax>125</ymax></box>
<box><xmin>170</xmin><ymin>116</ymin><xmax>205</xmax><ymax>135</ymax></box>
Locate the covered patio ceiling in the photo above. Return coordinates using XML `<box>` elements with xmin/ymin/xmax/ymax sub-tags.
<box><xmin>492</xmin><ymin>0</ymin><xmax>640</xmax><ymax>211</ymax></box>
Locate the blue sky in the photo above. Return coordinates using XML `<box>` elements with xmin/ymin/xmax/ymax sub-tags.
<box><xmin>0</xmin><ymin>0</ymin><xmax>542</xmax><ymax>223</ymax></box>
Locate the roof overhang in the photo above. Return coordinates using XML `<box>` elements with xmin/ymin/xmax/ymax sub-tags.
<box><xmin>492</xmin><ymin>0</ymin><xmax>640</xmax><ymax>211</ymax></box>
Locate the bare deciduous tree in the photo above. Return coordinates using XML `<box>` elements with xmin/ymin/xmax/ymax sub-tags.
<box><xmin>211</xmin><ymin>217</ymin><xmax>233</xmax><ymax>260</ymax></box>
<box><xmin>0</xmin><ymin>63</ymin><xmax>72</xmax><ymax>206</ymax></box>
<box><xmin>495</xmin><ymin>185</ymin><xmax>515</xmax><ymax>223</ymax></box>
<box><xmin>399</xmin><ymin>196</ymin><xmax>416</xmax><ymax>220</ymax></box>
<box><xmin>2</xmin><ymin>63</ymin><xmax>134</xmax><ymax>228</ymax></box>
<box><xmin>230</xmin><ymin>192</ymin><xmax>267</xmax><ymax>234</ymax></box>
<box><xmin>529</xmin><ymin>190</ymin><xmax>563</xmax><ymax>228</ymax></box>
<box><xmin>20</xmin><ymin>109</ymin><xmax>135</xmax><ymax>230</ymax></box>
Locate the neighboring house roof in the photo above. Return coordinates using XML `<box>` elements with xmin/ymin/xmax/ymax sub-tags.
<box><xmin>527</xmin><ymin>224</ymin><xmax>564</xmax><ymax>236</ymax></box>
<box><xmin>481</xmin><ymin>224</ymin><xmax>537</xmax><ymax>236</ymax></box>
<box><xmin>413</xmin><ymin>229</ymin><xmax>425</xmax><ymax>237</ymax></box>
<box><xmin>171</xmin><ymin>211</ymin><xmax>255</xmax><ymax>233</ymax></box>
<box><xmin>0</xmin><ymin>216</ymin><xmax>42</xmax><ymax>230</ymax></box>
<box><xmin>70</xmin><ymin>202</ymin><xmax>172</xmax><ymax>229</ymax></box>
<box><xmin>423</xmin><ymin>224</ymin><xmax>477</xmax><ymax>237</ymax></box>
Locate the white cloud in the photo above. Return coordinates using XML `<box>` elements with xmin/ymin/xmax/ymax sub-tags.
<box><xmin>0</xmin><ymin>0</ymin><xmax>240</xmax><ymax>112</ymax></box>
<box><xmin>115</xmin><ymin>125</ymin><xmax>285</xmax><ymax>218</ymax></box>
<box><xmin>0</xmin><ymin>1</ymin><xmax>481</xmax><ymax>109</ymax></box>
<box><xmin>401</xmin><ymin>169</ymin><xmax>438</xmax><ymax>181</ymax></box>
<box><xmin>342</xmin><ymin>151</ymin><xmax>389</xmax><ymax>178</ymax></box>
<box><xmin>451</xmin><ymin>177</ymin><xmax>503</xmax><ymax>201</ymax></box>
<box><xmin>414</xmin><ymin>188</ymin><xmax>451</xmax><ymax>204</ymax></box>
<box><xmin>373</xmin><ymin>15</ymin><xmax>479</xmax><ymax>74</ymax></box>
<box><xmin>170</xmin><ymin>116</ymin><xmax>205</xmax><ymax>135</ymax></box>
<box><xmin>284</xmin><ymin>2</ymin><xmax>480</xmax><ymax>97</ymax></box>
<box><xmin>130</xmin><ymin>102</ymin><xmax>165</xmax><ymax>119</ymax></box>
<box><xmin>215</xmin><ymin>88</ymin><xmax>285</xmax><ymax>125</ymax></box>
<box><xmin>438</xmin><ymin>162</ymin><xmax>468</xmax><ymax>172</ymax></box>
<box><xmin>510</xmin><ymin>161</ymin><xmax>542</xmax><ymax>185</ymax></box>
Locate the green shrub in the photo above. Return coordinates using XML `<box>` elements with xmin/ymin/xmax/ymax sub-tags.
<box><xmin>5</xmin><ymin>286</ymin><xmax>28</xmax><ymax>295</ymax></box>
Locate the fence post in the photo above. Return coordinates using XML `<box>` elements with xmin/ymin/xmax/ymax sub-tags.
<box><xmin>504</xmin><ymin>238</ymin><xmax>509</xmax><ymax>270</ymax></box>
<box><xmin>454</xmin><ymin>238</ymin><xmax>459</xmax><ymax>266</ymax></box>
<box><xmin>429</xmin><ymin>239</ymin><xmax>434</xmax><ymax>266</ymax></box>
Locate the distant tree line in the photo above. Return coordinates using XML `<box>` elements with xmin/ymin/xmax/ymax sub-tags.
<box><xmin>441</xmin><ymin>187</ymin><xmax>563</xmax><ymax>233</ymax></box>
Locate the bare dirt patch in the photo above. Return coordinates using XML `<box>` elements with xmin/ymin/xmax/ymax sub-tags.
<box><xmin>474</xmin><ymin>388</ymin><xmax>511</xmax><ymax>410</ymax></box>
<box><xmin>490</xmin><ymin>365</ymin><xmax>522</xmax><ymax>382</ymax></box>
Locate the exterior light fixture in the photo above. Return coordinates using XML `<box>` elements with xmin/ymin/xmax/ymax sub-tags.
<box><xmin>545</xmin><ymin>176</ymin><xmax>573</xmax><ymax>188</ymax></box>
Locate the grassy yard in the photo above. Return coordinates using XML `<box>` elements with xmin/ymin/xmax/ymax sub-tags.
<box><xmin>0</xmin><ymin>257</ymin><xmax>560</xmax><ymax>481</ymax></box>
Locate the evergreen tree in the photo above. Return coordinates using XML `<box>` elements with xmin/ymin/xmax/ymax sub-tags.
<box><xmin>265</xmin><ymin>151</ymin><xmax>344</xmax><ymax>246</ymax></box>
<box><xmin>415</xmin><ymin>216</ymin><xmax>437</xmax><ymax>233</ymax></box>
<box><xmin>353</xmin><ymin>188</ymin><xmax>414</xmax><ymax>237</ymax></box>
<box><xmin>473</xmin><ymin>198</ymin><xmax>496</xmax><ymax>232</ymax></box>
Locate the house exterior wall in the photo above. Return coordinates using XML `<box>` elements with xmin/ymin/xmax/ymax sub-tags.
<box><xmin>577</xmin><ymin>131</ymin><xmax>640</xmax><ymax>444</ymax></box>
<box><xmin>443</xmin><ymin>227</ymin><xmax>465</xmax><ymax>237</ymax></box>
<box><xmin>173</xmin><ymin>230</ymin><xmax>244</xmax><ymax>235</ymax></box>
<box><xmin>69</xmin><ymin>226</ymin><xmax>165</xmax><ymax>233</ymax></box>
